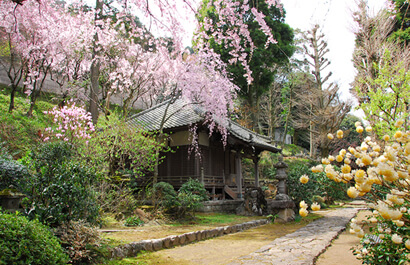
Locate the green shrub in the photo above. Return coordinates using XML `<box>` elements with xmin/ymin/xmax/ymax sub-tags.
<box><xmin>178</xmin><ymin>178</ymin><xmax>208</xmax><ymax>201</ymax></box>
<box><xmin>0</xmin><ymin>212</ymin><xmax>68</xmax><ymax>265</ymax></box>
<box><xmin>152</xmin><ymin>179</ymin><xmax>208</xmax><ymax>218</ymax></box>
<box><xmin>151</xmin><ymin>182</ymin><xmax>179</xmax><ymax>210</ymax></box>
<box><xmin>20</xmin><ymin>141</ymin><xmax>100</xmax><ymax>226</ymax></box>
<box><xmin>124</xmin><ymin>216</ymin><xmax>144</xmax><ymax>227</ymax></box>
<box><xmin>0</xmin><ymin>158</ymin><xmax>30</xmax><ymax>191</ymax></box>
<box><xmin>286</xmin><ymin>160</ymin><xmax>348</xmax><ymax>207</ymax></box>
<box><xmin>177</xmin><ymin>179</ymin><xmax>208</xmax><ymax>217</ymax></box>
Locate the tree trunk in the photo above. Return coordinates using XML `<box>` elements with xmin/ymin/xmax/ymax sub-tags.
<box><xmin>8</xmin><ymin>86</ymin><xmax>16</xmax><ymax>113</ymax></box>
<box><xmin>89</xmin><ymin>60</ymin><xmax>100</xmax><ymax>124</ymax></box>
<box><xmin>89</xmin><ymin>0</ymin><xmax>103</xmax><ymax>125</ymax></box>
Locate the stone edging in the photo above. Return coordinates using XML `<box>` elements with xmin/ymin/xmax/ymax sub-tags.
<box><xmin>109</xmin><ymin>219</ymin><xmax>269</xmax><ymax>259</ymax></box>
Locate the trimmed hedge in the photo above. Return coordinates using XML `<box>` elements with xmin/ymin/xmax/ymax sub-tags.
<box><xmin>0</xmin><ymin>212</ymin><xmax>68</xmax><ymax>265</ymax></box>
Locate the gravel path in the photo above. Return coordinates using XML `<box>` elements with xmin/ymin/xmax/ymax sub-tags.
<box><xmin>227</xmin><ymin>207</ymin><xmax>362</xmax><ymax>265</ymax></box>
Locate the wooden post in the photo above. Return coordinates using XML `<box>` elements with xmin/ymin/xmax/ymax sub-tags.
<box><xmin>236</xmin><ymin>152</ymin><xmax>243</xmax><ymax>199</ymax></box>
<box><xmin>201</xmin><ymin>167</ymin><xmax>204</xmax><ymax>185</ymax></box>
<box><xmin>254</xmin><ymin>156</ymin><xmax>259</xmax><ymax>188</ymax></box>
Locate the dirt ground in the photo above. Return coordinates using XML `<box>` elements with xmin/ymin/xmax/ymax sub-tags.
<box><xmin>315</xmin><ymin>210</ymin><xmax>371</xmax><ymax>265</ymax></box>
<box><xmin>105</xmin><ymin>209</ymin><xmax>370</xmax><ymax>265</ymax></box>
<box><xmin>135</xmin><ymin>222</ymin><xmax>311</xmax><ymax>265</ymax></box>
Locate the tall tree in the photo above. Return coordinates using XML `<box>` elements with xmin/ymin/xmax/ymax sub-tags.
<box><xmin>352</xmin><ymin>0</ymin><xmax>410</xmax><ymax>135</ymax></box>
<box><xmin>298</xmin><ymin>25</ymin><xmax>351</xmax><ymax>158</ymax></box>
<box><xmin>195</xmin><ymin>0</ymin><xmax>294</xmax><ymax>133</ymax></box>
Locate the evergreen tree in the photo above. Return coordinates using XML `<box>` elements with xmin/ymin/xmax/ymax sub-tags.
<box><xmin>195</xmin><ymin>0</ymin><xmax>295</xmax><ymax>133</ymax></box>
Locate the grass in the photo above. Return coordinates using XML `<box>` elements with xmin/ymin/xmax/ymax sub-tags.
<box><xmin>169</xmin><ymin>212</ymin><xmax>266</xmax><ymax>226</ymax></box>
<box><xmin>101</xmin><ymin>212</ymin><xmax>268</xmax><ymax>245</ymax></box>
<box><xmin>0</xmin><ymin>85</ymin><xmax>56</xmax><ymax>158</ymax></box>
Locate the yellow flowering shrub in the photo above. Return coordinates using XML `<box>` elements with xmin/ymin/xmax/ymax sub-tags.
<box><xmin>301</xmin><ymin>121</ymin><xmax>410</xmax><ymax>264</ymax></box>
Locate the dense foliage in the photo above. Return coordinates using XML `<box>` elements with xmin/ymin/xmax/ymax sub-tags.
<box><xmin>20</xmin><ymin>141</ymin><xmax>100</xmax><ymax>226</ymax></box>
<box><xmin>151</xmin><ymin>179</ymin><xmax>208</xmax><ymax>218</ymax></box>
<box><xmin>286</xmin><ymin>159</ymin><xmax>348</xmax><ymax>208</ymax></box>
<box><xmin>0</xmin><ymin>157</ymin><xmax>29</xmax><ymax>192</ymax></box>
<box><xmin>196</xmin><ymin>0</ymin><xmax>294</xmax><ymax>131</ymax></box>
<box><xmin>0</xmin><ymin>212</ymin><xmax>69</xmax><ymax>265</ymax></box>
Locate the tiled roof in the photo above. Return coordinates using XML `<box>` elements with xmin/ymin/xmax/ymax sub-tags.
<box><xmin>128</xmin><ymin>99</ymin><xmax>281</xmax><ymax>153</ymax></box>
<box><xmin>128</xmin><ymin>99</ymin><xmax>204</xmax><ymax>131</ymax></box>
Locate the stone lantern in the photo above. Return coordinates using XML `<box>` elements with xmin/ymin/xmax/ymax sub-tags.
<box><xmin>270</xmin><ymin>155</ymin><xmax>295</xmax><ymax>222</ymax></box>
<box><xmin>274</xmin><ymin>155</ymin><xmax>289</xmax><ymax>196</ymax></box>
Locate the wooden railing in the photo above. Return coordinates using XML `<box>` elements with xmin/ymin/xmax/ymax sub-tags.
<box><xmin>157</xmin><ymin>175</ymin><xmax>224</xmax><ymax>188</ymax></box>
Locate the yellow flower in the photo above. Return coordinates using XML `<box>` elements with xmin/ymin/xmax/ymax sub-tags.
<box><xmin>373</xmin><ymin>145</ymin><xmax>381</xmax><ymax>152</ymax></box>
<box><xmin>405</xmin><ymin>240</ymin><xmax>410</xmax><ymax>250</ymax></box>
<box><xmin>365</xmin><ymin>126</ymin><xmax>372</xmax><ymax>132</ymax></box>
<box><xmin>311</xmin><ymin>165</ymin><xmax>324</xmax><ymax>173</ymax></box>
<box><xmin>357</xmin><ymin>182</ymin><xmax>371</xmax><ymax>193</ymax></box>
<box><xmin>398</xmin><ymin>170</ymin><xmax>409</xmax><ymax>179</ymax></box>
<box><xmin>355</xmin><ymin>169</ymin><xmax>366</xmax><ymax>178</ymax></box>
<box><xmin>299</xmin><ymin>208</ymin><xmax>308</xmax><ymax>217</ymax></box>
<box><xmin>344</xmin><ymin>158</ymin><xmax>351</xmax><ymax>164</ymax></box>
<box><xmin>341</xmin><ymin>165</ymin><xmax>351</xmax><ymax>174</ymax></box>
<box><xmin>383</xmin><ymin>135</ymin><xmax>390</xmax><ymax>141</ymax></box>
<box><xmin>300</xmin><ymin>200</ymin><xmax>308</xmax><ymax>209</ymax></box>
<box><xmin>395</xmin><ymin>119</ymin><xmax>404</xmax><ymax>128</ymax></box>
<box><xmin>300</xmin><ymin>175</ymin><xmax>309</xmax><ymax>184</ymax></box>
<box><xmin>405</xmin><ymin>143</ymin><xmax>410</xmax><ymax>155</ymax></box>
<box><xmin>336</xmin><ymin>130</ymin><xmax>344</xmax><ymax>139</ymax></box>
<box><xmin>347</xmin><ymin>187</ymin><xmax>359</xmax><ymax>198</ymax></box>
<box><xmin>377</xmin><ymin>163</ymin><xmax>399</xmax><ymax>182</ymax></box>
<box><xmin>336</xmin><ymin>155</ymin><xmax>344</xmax><ymax>163</ymax></box>
<box><xmin>394</xmin><ymin>220</ymin><xmax>405</xmax><ymax>227</ymax></box>
<box><xmin>340</xmin><ymin>149</ymin><xmax>347</xmax><ymax>156</ymax></box>
<box><xmin>361</xmin><ymin>154</ymin><xmax>372</xmax><ymax>166</ymax></box>
<box><xmin>355</xmin><ymin>121</ymin><xmax>362</xmax><ymax>128</ymax></box>
<box><xmin>390</xmin><ymin>210</ymin><xmax>402</xmax><ymax>220</ymax></box>
<box><xmin>394</xmin><ymin>131</ymin><xmax>403</xmax><ymax>139</ymax></box>
<box><xmin>385</xmin><ymin>147</ymin><xmax>397</xmax><ymax>162</ymax></box>
<box><xmin>392</xmin><ymin>234</ymin><xmax>403</xmax><ymax>244</ymax></box>
<box><xmin>356</xmin><ymin>126</ymin><xmax>364</xmax><ymax>133</ymax></box>
<box><xmin>328</xmin><ymin>155</ymin><xmax>335</xmax><ymax>162</ymax></box>
<box><xmin>311</xmin><ymin>202</ymin><xmax>321</xmax><ymax>211</ymax></box>
<box><xmin>322</xmin><ymin>158</ymin><xmax>330</xmax><ymax>165</ymax></box>
<box><xmin>327</xmin><ymin>133</ymin><xmax>334</xmax><ymax>140</ymax></box>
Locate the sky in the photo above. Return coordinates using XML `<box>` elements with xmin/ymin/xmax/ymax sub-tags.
<box><xmin>282</xmin><ymin>0</ymin><xmax>387</xmax><ymax>117</ymax></box>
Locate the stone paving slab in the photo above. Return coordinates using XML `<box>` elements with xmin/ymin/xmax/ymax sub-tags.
<box><xmin>228</xmin><ymin>207</ymin><xmax>362</xmax><ymax>265</ymax></box>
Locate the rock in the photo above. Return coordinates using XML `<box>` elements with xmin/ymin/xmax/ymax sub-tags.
<box><xmin>168</xmin><ymin>235</ymin><xmax>179</xmax><ymax>247</ymax></box>
<box><xmin>151</xmin><ymin>239</ymin><xmax>163</xmax><ymax>251</ymax></box>
<box><xmin>162</xmin><ymin>237</ymin><xmax>171</xmax><ymax>248</ymax></box>
<box><xmin>139</xmin><ymin>240</ymin><xmax>153</xmax><ymax>251</ymax></box>
<box><xmin>275</xmin><ymin>208</ymin><xmax>295</xmax><ymax>223</ymax></box>
<box><xmin>178</xmin><ymin>234</ymin><xmax>186</xmax><ymax>245</ymax></box>
<box><xmin>223</xmin><ymin>226</ymin><xmax>231</xmax><ymax>234</ymax></box>
<box><xmin>185</xmin><ymin>232</ymin><xmax>196</xmax><ymax>243</ymax></box>
<box><xmin>129</xmin><ymin>242</ymin><xmax>142</xmax><ymax>255</ymax></box>
<box><xmin>134</xmin><ymin>208</ymin><xmax>149</xmax><ymax>223</ymax></box>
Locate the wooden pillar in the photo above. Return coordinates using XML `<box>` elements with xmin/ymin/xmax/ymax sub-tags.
<box><xmin>254</xmin><ymin>156</ymin><xmax>259</xmax><ymax>188</ymax></box>
<box><xmin>235</xmin><ymin>152</ymin><xmax>243</xmax><ymax>199</ymax></box>
<box><xmin>201</xmin><ymin>167</ymin><xmax>204</xmax><ymax>185</ymax></box>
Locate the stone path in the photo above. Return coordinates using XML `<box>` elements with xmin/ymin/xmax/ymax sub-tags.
<box><xmin>228</xmin><ymin>207</ymin><xmax>362</xmax><ymax>265</ymax></box>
